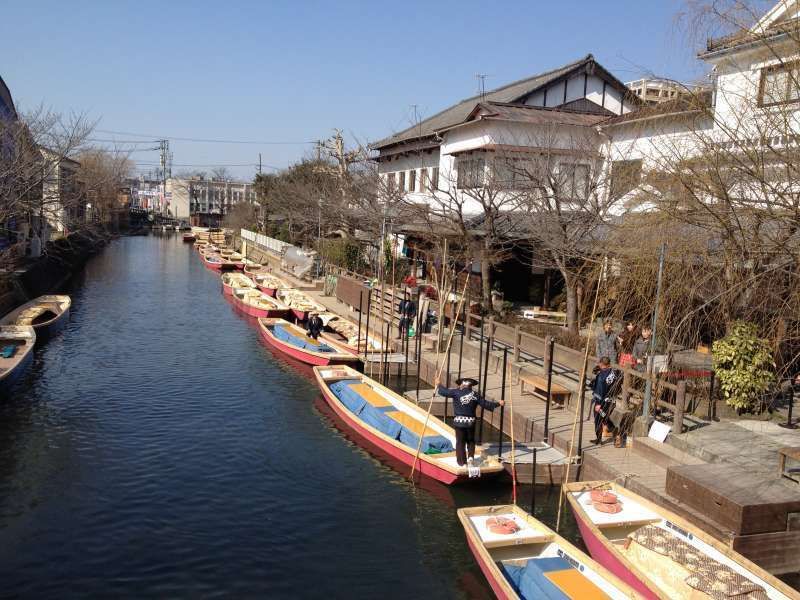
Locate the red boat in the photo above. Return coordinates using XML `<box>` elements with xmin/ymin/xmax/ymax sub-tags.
<box><xmin>231</xmin><ymin>289</ymin><xmax>290</xmax><ymax>318</ymax></box>
<box><xmin>220</xmin><ymin>272</ymin><xmax>257</xmax><ymax>296</ymax></box>
<box><xmin>457</xmin><ymin>505</ymin><xmax>640</xmax><ymax>600</ymax></box>
<box><xmin>182</xmin><ymin>233</ymin><xmax>196</xmax><ymax>243</ymax></box>
<box><xmin>251</xmin><ymin>273</ymin><xmax>289</xmax><ymax>297</ymax></box>
<box><xmin>312</xmin><ymin>365</ymin><xmax>504</xmax><ymax>485</ymax></box>
<box><xmin>564</xmin><ymin>481</ymin><xmax>796</xmax><ymax>600</ymax></box>
<box><xmin>275</xmin><ymin>288</ymin><xmax>326</xmax><ymax>321</ymax></box>
<box><xmin>257</xmin><ymin>318</ymin><xmax>359</xmax><ymax>366</ymax></box>
<box><xmin>243</xmin><ymin>262</ymin><xmax>265</xmax><ymax>277</ymax></box>
<box><xmin>202</xmin><ymin>253</ymin><xmax>237</xmax><ymax>271</ymax></box>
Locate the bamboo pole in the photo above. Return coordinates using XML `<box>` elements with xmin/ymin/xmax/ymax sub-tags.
<box><xmin>556</xmin><ymin>267</ymin><xmax>604</xmax><ymax>532</ymax></box>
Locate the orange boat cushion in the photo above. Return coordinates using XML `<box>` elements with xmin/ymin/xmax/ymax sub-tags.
<box><xmin>545</xmin><ymin>569</ymin><xmax>610</xmax><ymax>600</ymax></box>
<box><xmin>384</xmin><ymin>410</ymin><xmax>430</xmax><ymax>436</ymax></box>
<box><xmin>348</xmin><ymin>383</ymin><xmax>393</xmax><ymax>408</ymax></box>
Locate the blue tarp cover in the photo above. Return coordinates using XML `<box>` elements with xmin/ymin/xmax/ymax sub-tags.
<box><xmin>273</xmin><ymin>324</ymin><xmax>334</xmax><ymax>352</ymax></box>
<box><xmin>0</xmin><ymin>345</ymin><xmax>16</xmax><ymax>359</ymax></box>
<box><xmin>500</xmin><ymin>557</ymin><xmax>572</xmax><ymax>600</ymax></box>
<box><xmin>329</xmin><ymin>381</ymin><xmax>451</xmax><ymax>452</ymax></box>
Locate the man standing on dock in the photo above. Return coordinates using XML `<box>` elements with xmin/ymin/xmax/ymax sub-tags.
<box><xmin>436</xmin><ymin>377</ymin><xmax>504</xmax><ymax>466</ymax></box>
<box><xmin>591</xmin><ymin>357</ymin><xmax>618</xmax><ymax>445</ymax></box>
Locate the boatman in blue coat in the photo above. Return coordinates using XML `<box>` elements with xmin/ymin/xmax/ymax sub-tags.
<box><xmin>436</xmin><ymin>377</ymin><xmax>504</xmax><ymax>466</ymax></box>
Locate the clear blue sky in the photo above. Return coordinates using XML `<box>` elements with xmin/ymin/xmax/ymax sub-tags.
<box><xmin>1</xmin><ymin>0</ymin><xmax>705</xmax><ymax>180</ymax></box>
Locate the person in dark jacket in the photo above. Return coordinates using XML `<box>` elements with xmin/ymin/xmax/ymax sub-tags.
<box><xmin>617</xmin><ymin>321</ymin><xmax>638</xmax><ymax>368</ymax></box>
<box><xmin>632</xmin><ymin>325</ymin><xmax>653</xmax><ymax>371</ymax></box>
<box><xmin>436</xmin><ymin>377</ymin><xmax>504</xmax><ymax>466</ymax></box>
<box><xmin>590</xmin><ymin>357</ymin><xmax>618</xmax><ymax>444</ymax></box>
<box><xmin>306</xmin><ymin>312</ymin><xmax>324</xmax><ymax>340</ymax></box>
<box><xmin>595</xmin><ymin>319</ymin><xmax>618</xmax><ymax>364</ymax></box>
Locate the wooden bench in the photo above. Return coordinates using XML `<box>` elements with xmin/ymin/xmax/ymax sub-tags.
<box><xmin>778</xmin><ymin>446</ymin><xmax>800</xmax><ymax>482</ymax></box>
<box><xmin>518</xmin><ymin>372</ymin><xmax>571</xmax><ymax>406</ymax></box>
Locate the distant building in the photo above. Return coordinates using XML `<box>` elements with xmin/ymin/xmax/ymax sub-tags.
<box><xmin>166</xmin><ymin>177</ymin><xmax>257</xmax><ymax>226</ymax></box>
<box><xmin>626</xmin><ymin>78</ymin><xmax>703</xmax><ymax>105</ymax></box>
<box><xmin>40</xmin><ymin>148</ymin><xmax>82</xmax><ymax>237</ymax></box>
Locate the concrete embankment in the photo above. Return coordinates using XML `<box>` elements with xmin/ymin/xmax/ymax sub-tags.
<box><xmin>0</xmin><ymin>230</ymin><xmax>113</xmax><ymax>315</ymax></box>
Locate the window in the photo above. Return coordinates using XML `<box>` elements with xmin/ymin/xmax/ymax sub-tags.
<box><xmin>408</xmin><ymin>169</ymin><xmax>416</xmax><ymax>192</ymax></box>
<box><xmin>759</xmin><ymin>62</ymin><xmax>800</xmax><ymax>106</ymax></box>
<box><xmin>386</xmin><ymin>172</ymin><xmax>396</xmax><ymax>191</ymax></box>
<box><xmin>430</xmin><ymin>167</ymin><xmax>439</xmax><ymax>191</ymax></box>
<box><xmin>418</xmin><ymin>169</ymin><xmax>427</xmax><ymax>192</ymax></box>
<box><xmin>556</xmin><ymin>162</ymin><xmax>590</xmax><ymax>199</ymax></box>
<box><xmin>456</xmin><ymin>156</ymin><xmax>485</xmax><ymax>189</ymax></box>
<box><xmin>610</xmin><ymin>159</ymin><xmax>642</xmax><ymax>199</ymax></box>
<box><xmin>398</xmin><ymin>171</ymin><xmax>405</xmax><ymax>191</ymax></box>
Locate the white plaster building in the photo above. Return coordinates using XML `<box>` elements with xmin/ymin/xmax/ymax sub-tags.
<box><xmin>166</xmin><ymin>177</ymin><xmax>258</xmax><ymax>225</ymax></box>
<box><xmin>39</xmin><ymin>148</ymin><xmax>82</xmax><ymax>238</ymax></box>
<box><xmin>372</xmin><ymin>55</ymin><xmax>642</xmax><ymax>214</ymax></box>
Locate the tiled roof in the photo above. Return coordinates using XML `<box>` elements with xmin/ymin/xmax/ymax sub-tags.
<box><xmin>599</xmin><ymin>90</ymin><xmax>713</xmax><ymax>127</ymax></box>
<box><xmin>461</xmin><ymin>102</ymin><xmax>609</xmax><ymax>128</ymax></box>
<box><xmin>701</xmin><ymin>16</ymin><xmax>800</xmax><ymax>57</ymax></box>
<box><xmin>372</xmin><ymin>54</ymin><xmax>599</xmax><ymax>149</ymax></box>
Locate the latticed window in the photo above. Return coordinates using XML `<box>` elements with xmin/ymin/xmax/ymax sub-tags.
<box><xmin>456</xmin><ymin>156</ymin><xmax>485</xmax><ymax>189</ymax></box>
<box><xmin>759</xmin><ymin>62</ymin><xmax>800</xmax><ymax>106</ymax></box>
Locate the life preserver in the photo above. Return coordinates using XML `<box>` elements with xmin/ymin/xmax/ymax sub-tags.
<box><xmin>486</xmin><ymin>516</ymin><xmax>521</xmax><ymax>535</ymax></box>
<box><xmin>590</xmin><ymin>490</ymin><xmax>618</xmax><ymax>504</ymax></box>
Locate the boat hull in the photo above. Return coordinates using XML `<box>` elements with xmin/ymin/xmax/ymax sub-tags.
<box><xmin>0</xmin><ymin>344</ymin><xmax>33</xmax><ymax>393</ymax></box>
<box><xmin>316</xmin><ymin>380</ymin><xmax>470</xmax><ymax>485</ymax></box>
<box><xmin>33</xmin><ymin>306</ymin><xmax>70</xmax><ymax>342</ymax></box>
<box><xmin>572</xmin><ymin>508</ymin><xmax>658</xmax><ymax>599</ymax></box>
<box><xmin>233</xmin><ymin>297</ymin><xmax>288</xmax><ymax>319</ymax></box>
<box><xmin>463</xmin><ymin>526</ymin><xmax>514</xmax><ymax>600</ymax></box>
<box><xmin>256</xmin><ymin>285</ymin><xmax>278</xmax><ymax>297</ymax></box>
<box><xmin>290</xmin><ymin>308</ymin><xmax>309</xmax><ymax>321</ymax></box>
<box><xmin>258</xmin><ymin>322</ymin><xmax>357</xmax><ymax>367</ymax></box>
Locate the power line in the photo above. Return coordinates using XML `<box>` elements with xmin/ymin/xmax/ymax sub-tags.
<box><xmin>95</xmin><ymin>129</ymin><xmax>314</xmax><ymax>145</ymax></box>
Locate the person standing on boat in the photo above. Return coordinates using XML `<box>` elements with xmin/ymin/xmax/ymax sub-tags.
<box><xmin>306</xmin><ymin>312</ymin><xmax>324</xmax><ymax>340</ymax></box>
<box><xmin>436</xmin><ymin>377</ymin><xmax>503</xmax><ymax>466</ymax></box>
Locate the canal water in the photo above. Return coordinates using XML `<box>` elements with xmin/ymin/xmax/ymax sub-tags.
<box><xmin>0</xmin><ymin>236</ymin><xmax>580</xmax><ymax>598</ymax></box>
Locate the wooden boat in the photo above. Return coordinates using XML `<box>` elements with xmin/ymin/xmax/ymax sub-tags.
<box><xmin>182</xmin><ymin>233</ymin><xmax>196</xmax><ymax>242</ymax></box>
<box><xmin>275</xmin><ymin>288</ymin><xmax>326</xmax><ymax>321</ymax></box>
<box><xmin>0</xmin><ymin>295</ymin><xmax>70</xmax><ymax>342</ymax></box>
<box><xmin>251</xmin><ymin>272</ymin><xmax>289</xmax><ymax>297</ymax></box>
<box><xmin>202</xmin><ymin>253</ymin><xmax>237</xmax><ymax>271</ymax></box>
<box><xmin>231</xmin><ymin>289</ymin><xmax>289</xmax><ymax>318</ymax></box>
<box><xmin>220</xmin><ymin>272</ymin><xmax>257</xmax><ymax>296</ymax></box>
<box><xmin>564</xmin><ymin>481</ymin><xmax>797</xmax><ymax>600</ymax></box>
<box><xmin>313</xmin><ymin>365</ymin><xmax>504</xmax><ymax>484</ymax></box>
<box><xmin>258</xmin><ymin>318</ymin><xmax>359</xmax><ymax>366</ymax></box>
<box><xmin>458</xmin><ymin>504</ymin><xmax>641</xmax><ymax>599</ymax></box>
<box><xmin>320</xmin><ymin>313</ymin><xmax>382</xmax><ymax>354</ymax></box>
<box><xmin>0</xmin><ymin>325</ymin><xmax>35</xmax><ymax>392</ymax></box>
<box><xmin>242</xmin><ymin>259</ymin><xmax>263</xmax><ymax>276</ymax></box>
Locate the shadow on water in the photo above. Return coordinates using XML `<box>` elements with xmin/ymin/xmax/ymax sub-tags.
<box><xmin>0</xmin><ymin>236</ymin><xmax>577</xmax><ymax>599</ymax></box>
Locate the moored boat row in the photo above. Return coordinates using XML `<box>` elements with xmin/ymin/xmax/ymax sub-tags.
<box><xmin>193</xmin><ymin>243</ymin><xmax>797</xmax><ymax>600</ymax></box>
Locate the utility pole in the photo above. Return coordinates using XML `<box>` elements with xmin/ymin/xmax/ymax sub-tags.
<box><xmin>258</xmin><ymin>153</ymin><xmax>262</xmax><ymax>175</ymax></box>
<box><xmin>476</xmin><ymin>74</ymin><xmax>488</xmax><ymax>99</ymax></box>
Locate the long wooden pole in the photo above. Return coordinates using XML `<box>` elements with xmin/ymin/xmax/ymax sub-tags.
<box><xmin>556</xmin><ymin>266</ymin><xmax>603</xmax><ymax>532</ymax></box>
<box><xmin>409</xmin><ymin>272</ymin><xmax>471</xmax><ymax>481</ymax></box>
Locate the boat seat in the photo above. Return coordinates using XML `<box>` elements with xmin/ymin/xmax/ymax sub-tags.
<box><xmin>348</xmin><ymin>383</ymin><xmax>394</xmax><ymax>408</ymax></box>
<box><xmin>384</xmin><ymin>410</ymin><xmax>431</xmax><ymax>436</ymax></box>
<box><xmin>503</xmin><ymin>557</ymin><xmax>609</xmax><ymax>600</ymax></box>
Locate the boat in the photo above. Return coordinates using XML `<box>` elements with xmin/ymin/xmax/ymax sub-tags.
<box><xmin>202</xmin><ymin>253</ymin><xmax>237</xmax><ymax>271</ymax></box>
<box><xmin>258</xmin><ymin>318</ymin><xmax>359</xmax><ymax>366</ymax></box>
<box><xmin>564</xmin><ymin>481</ymin><xmax>797</xmax><ymax>600</ymax></box>
<box><xmin>0</xmin><ymin>325</ymin><xmax>36</xmax><ymax>392</ymax></box>
<box><xmin>242</xmin><ymin>260</ymin><xmax>263</xmax><ymax>276</ymax></box>
<box><xmin>220</xmin><ymin>272</ymin><xmax>257</xmax><ymax>296</ymax></box>
<box><xmin>0</xmin><ymin>295</ymin><xmax>70</xmax><ymax>342</ymax></box>
<box><xmin>231</xmin><ymin>289</ymin><xmax>290</xmax><ymax>318</ymax></box>
<box><xmin>275</xmin><ymin>288</ymin><xmax>326</xmax><ymax>321</ymax></box>
<box><xmin>320</xmin><ymin>313</ymin><xmax>383</xmax><ymax>354</ymax></box>
<box><xmin>458</xmin><ymin>504</ymin><xmax>641</xmax><ymax>599</ymax></box>
<box><xmin>251</xmin><ymin>272</ymin><xmax>289</xmax><ymax>297</ymax></box>
<box><xmin>312</xmin><ymin>365</ymin><xmax>504</xmax><ymax>484</ymax></box>
<box><xmin>182</xmin><ymin>233</ymin><xmax>196</xmax><ymax>242</ymax></box>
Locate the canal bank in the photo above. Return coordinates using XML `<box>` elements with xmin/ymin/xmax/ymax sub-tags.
<box><xmin>0</xmin><ymin>235</ymin><xmax>581</xmax><ymax>598</ymax></box>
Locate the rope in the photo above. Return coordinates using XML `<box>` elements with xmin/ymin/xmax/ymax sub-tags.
<box><xmin>409</xmin><ymin>271</ymin><xmax>472</xmax><ymax>481</ymax></box>
<box><xmin>556</xmin><ymin>266</ymin><xmax>604</xmax><ymax>532</ymax></box>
